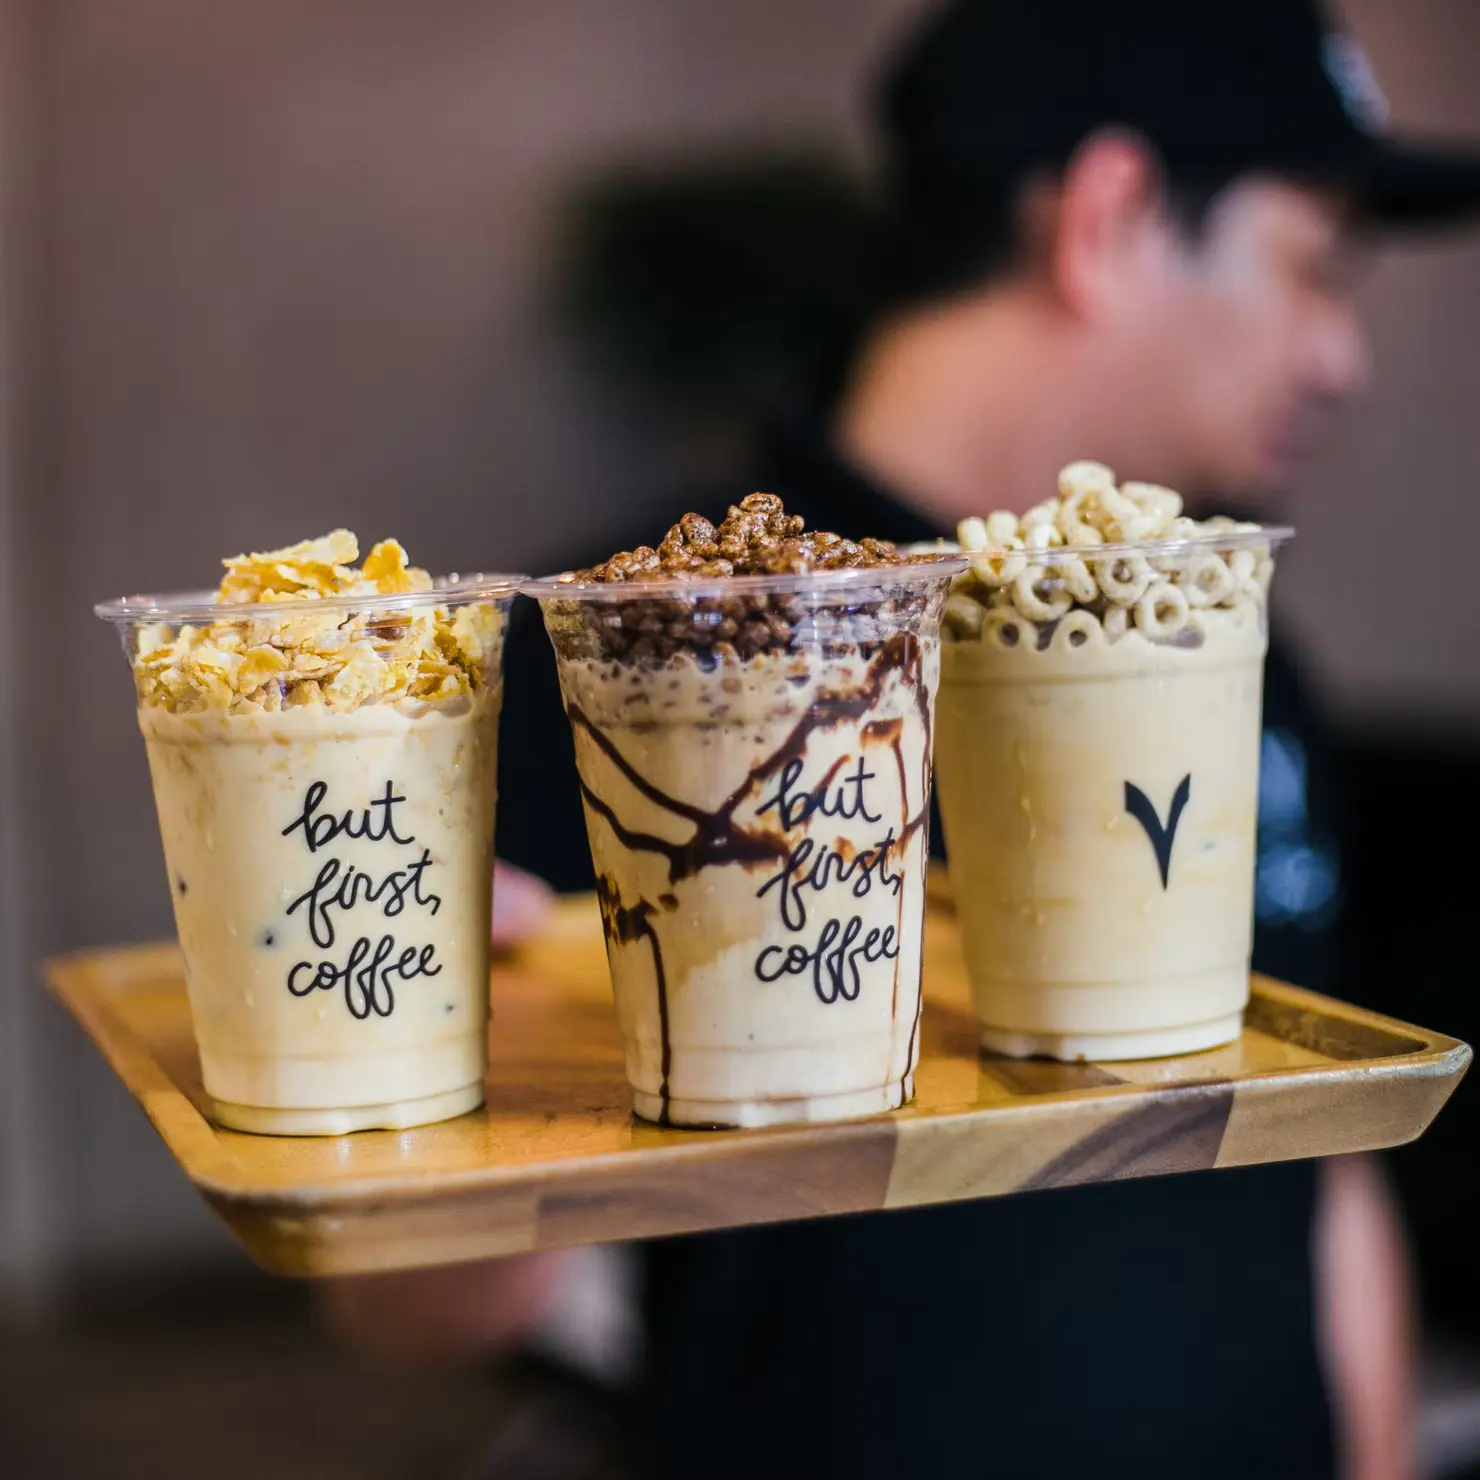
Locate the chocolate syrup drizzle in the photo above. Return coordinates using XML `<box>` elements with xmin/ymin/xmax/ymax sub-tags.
<box><xmin>593</xmin><ymin>875</ymin><xmax>672</xmax><ymax>1122</ymax></box>
<box><xmin>576</xmin><ymin>634</ymin><xmax>935</xmax><ymax>1122</ymax></box>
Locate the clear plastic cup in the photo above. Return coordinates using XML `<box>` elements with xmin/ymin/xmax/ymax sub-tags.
<box><xmin>96</xmin><ymin>574</ymin><xmax>520</xmax><ymax>1134</ymax></box>
<box><xmin>934</xmin><ymin>526</ymin><xmax>1292</xmax><ymax>1061</ymax></box>
<box><xmin>526</xmin><ymin>557</ymin><xmax>965</xmax><ymax>1129</ymax></box>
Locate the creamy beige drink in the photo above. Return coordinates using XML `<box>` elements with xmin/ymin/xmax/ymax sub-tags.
<box><xmin>99</xmin><ymin>532</ymin><xmax>516</xmax><ymax>1134</ymax></box>
<box><xmin>934</xmin><ymin>463</ymin><xmax>1288</xmax><ymax>1061</ymax></box>
<box><xmin>531</xmin><ymin>497</ymin><xmax>961</xmax><ymax>1128</ymax></box>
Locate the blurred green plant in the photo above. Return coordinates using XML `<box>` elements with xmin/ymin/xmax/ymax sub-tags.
<box><xmin>553</xmin><ymin>148</ymin><xmax>882</xmax><ymax>425</ymax></box>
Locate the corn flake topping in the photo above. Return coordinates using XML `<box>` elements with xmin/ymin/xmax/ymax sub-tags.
<box><xmin>134</xmin><ymin>531</ymin><xmax>499</xmax><ymax>714</ymax></box>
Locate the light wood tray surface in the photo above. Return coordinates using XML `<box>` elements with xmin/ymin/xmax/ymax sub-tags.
<box><xmin>46</xmin><ymin>893</ymin><xmax>1468</xmax><ymax>1277</ymax></box>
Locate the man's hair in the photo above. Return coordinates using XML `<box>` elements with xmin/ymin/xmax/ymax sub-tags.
<box><xmin>553</xmin><ymin>143</ymin><xmax>1244</xmax><ymax>424</ymax></box>
<box><xmin>878</xmin><ymin>148</ymin><xmax>1240</xmax><ymax>313</ymax></box>
<box><xmin>558</xmin><ymin>149</ymin><xmax>885</xmax><ymax>423</ymax></box>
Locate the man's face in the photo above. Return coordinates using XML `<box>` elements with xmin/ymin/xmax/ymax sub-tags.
<box><xmin>1134</xmin><ymin>180</ymin><xmax>1371</xmax><ymax>499</ymax></box>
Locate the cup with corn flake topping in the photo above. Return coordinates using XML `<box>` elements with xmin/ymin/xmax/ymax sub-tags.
<box><xmin>97</xmin><ymin>532</ymin><xmax>520</xmax><ymax>1134</ymax></box>
<box><xmin>933</xmin><ymin>463</ymin><xmax>1291</xmax><ymax>1062</ymax></box>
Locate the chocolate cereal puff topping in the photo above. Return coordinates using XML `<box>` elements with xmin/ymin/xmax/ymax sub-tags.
<box><xmin>544</xmin><ymin>495</ymin><xmax>933</xmax><ymax>666</ymax></box>
<box><xmin>576</xmin><ymin>494</ymin><xmax>906</xmax><ymax>583</ymax></box>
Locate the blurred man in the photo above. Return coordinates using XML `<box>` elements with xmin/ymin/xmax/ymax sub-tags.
<box><xmin>335</xmin><ymin>2</ymin><xmax>1480</xmax><ymax>1476</ymax></box>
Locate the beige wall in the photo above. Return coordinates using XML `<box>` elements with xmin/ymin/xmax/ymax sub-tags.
<box><xmin>2</xmin><ymin>0</ymin><xmax>1477</xmax><ymax>1292</ymax></box>
<box><xmin>1287</xmin><ymin>0</ymin><xmax>1480</xmax><ymax>730</ymax></box>
<box><xmin>0</xmin><ymin>0</ymin><xmax>49</xmax><ymax>1309</ymax></box>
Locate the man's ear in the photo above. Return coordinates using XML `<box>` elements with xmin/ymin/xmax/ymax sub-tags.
<box><xmin>1050</xmin><ymin>130</ymin><xmax>1164</xmax><ymax>321</ymax></box>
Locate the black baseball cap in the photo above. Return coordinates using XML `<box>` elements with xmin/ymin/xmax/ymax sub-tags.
<box><xmin>875</xmin><ymin>0</ymin><xmax>1480</xmax><ymax>289</ymax></box>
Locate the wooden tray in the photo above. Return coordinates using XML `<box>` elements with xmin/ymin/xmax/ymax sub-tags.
<box><xmin>47</xmin><ymin>894</ymin><xmax>1468</xmax><ymax>1277</ymax></box>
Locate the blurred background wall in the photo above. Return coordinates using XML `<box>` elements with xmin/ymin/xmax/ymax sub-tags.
<box><xmin>1</xmin><ymin>0</ymin><xmax>1477</xmax><ymax>1312</ymax></box>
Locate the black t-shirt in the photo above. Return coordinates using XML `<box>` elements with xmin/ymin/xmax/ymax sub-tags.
<box><xmin>496</xmin><ymin>414</ymin><xmax>1339</xmax><ymax>1479</ymax></box>
<box><xmin>638</xmin><ymin>1163</ymin><xmax>1331</xmax><ymax>1480</ymax></box>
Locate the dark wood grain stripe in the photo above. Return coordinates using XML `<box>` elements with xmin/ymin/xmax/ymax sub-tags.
<box><xmin>1245</xmin><ymin>993</ymin><xmax>1423</xmax><ymax>1061</ymax></box>
<box><xmin>980</xmin><ymin>1057</ymin><xmax>1126</xmax><ymax>1095</ymax></box>
<box><xmin>535</xmin><ymin>1123</ymin><xmax>899</xmax><ymax>1247</ymax></box>
<box><xmin>1018</xmin><ymin>1080</ymin><xmax>1235</xmax><ymax>1190</ymax></box>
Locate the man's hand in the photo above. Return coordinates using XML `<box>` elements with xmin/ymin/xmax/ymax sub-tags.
<box><xmin>315</xmin><ymin>864</ymin><xmax>565</xmax><ymax>1366</ymax></box>
<box><xmin>492</xmin><ymin>859</ymin><xmax>555</xmax><ymax>951</ymax></box>
<box><xmin>317</xmin><ymin>1251</ymin><xmax>578</xmax><ymax>1368</ymax></box>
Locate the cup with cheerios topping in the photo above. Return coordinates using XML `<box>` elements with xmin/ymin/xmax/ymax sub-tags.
<box><xmin>933</xmin><ymin>463</ymin><xmax>1291</xmax><ymax>1061</ymax></box>
<box><xmin>97</xmin><ymin>532</ymin><xmax>521</xmax><ymax>1134</ymax></box>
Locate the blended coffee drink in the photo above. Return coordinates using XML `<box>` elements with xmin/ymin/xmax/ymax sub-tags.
<box><xmin>934</xmin><ymin>463</ymin><xmax>1289</xmax><ymax>1061</ymax></box>
<box><xmin>98</xmin><ymin>532</ymin><xmax>517</xmax><ymax>1133</ymax></box>
<box><xmin>529</xmin><ymin>496</ymin><xmax>962</xmax><ymax>1128</ymax></box>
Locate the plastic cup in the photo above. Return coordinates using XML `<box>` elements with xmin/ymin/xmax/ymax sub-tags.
<box><xmin>96</xmin><ymin>574</ymin><xmax>520</xmax><ymax>1134</ymax></box>
<box><xmin>933</xmin><ymin>527</ymin><xmax>1292</xmax><ymax>1061</ymax></box>
<box><xmin>526</xmin><ymin>557</ymin><xmax>964</xmax><ymax>1128</ymax></box>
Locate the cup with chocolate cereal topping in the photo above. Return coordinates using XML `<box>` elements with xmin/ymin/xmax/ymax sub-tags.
<box><xmin>933</xmin><ymin>463</ymin><xmax>1291</xmax><ymax>1061</ymax></box>
<box><xmin>526</xmin><ymin>496</ymin><xmax>964</xmax><ymax>1129</ymax></box>
<box><xmin>97</xmin><ymin>532</ymin><xmax>520</xmax><ymax>1134</ymax></box>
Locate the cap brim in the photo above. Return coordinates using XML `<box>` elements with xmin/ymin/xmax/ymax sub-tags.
<box><xmin>1346</xmin><ymin>140</ymin><xmax>1480</xmax><ymax>229</ymax></box>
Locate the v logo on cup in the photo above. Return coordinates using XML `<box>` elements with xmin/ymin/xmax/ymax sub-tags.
<box><xmin>1124</xmin><ymin>775</ymin><xmax>1191</xmax><ymax>889</ymax></box>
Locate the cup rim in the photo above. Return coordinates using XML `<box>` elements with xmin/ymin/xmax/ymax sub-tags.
<box><xmin>521</xmin><ymin>553</ymin><xmax>969</xmax><ymax>603</ymax></box>
<box><xmin>93</xmin><ymin>573</ymin><xmax>526</xmax><ymax>626</ymax></box>
<box><xmin>958</xmin><ymin>525</ymin><xmax>1295</xmax><ymax>564</ymax></box>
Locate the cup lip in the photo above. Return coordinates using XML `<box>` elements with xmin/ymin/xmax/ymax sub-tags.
<box><xmin>93</xmin><ymin>572</ymin><xmax>526</xmax><ymax>626</ymax></box>
<box><xmin>521</xmin><ymin>553</ymin><xmax>969</xmax><ymax>603</ymax></box>
<box><xmin>959</xmin><ymin>524</ymin><xmax>1295</xmax><ymax>564</ymax></box>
